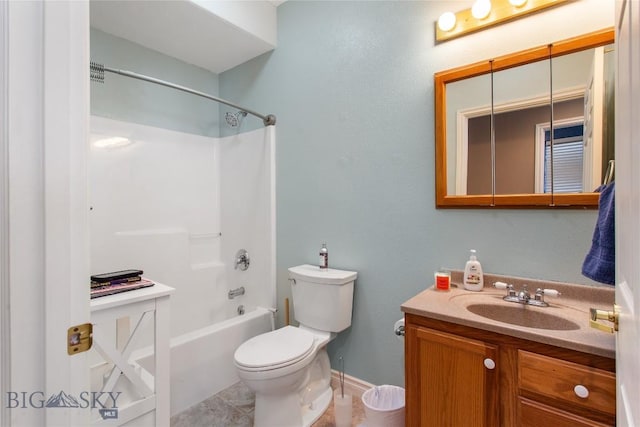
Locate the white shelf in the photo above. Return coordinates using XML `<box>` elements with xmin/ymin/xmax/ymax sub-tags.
<box><xmin>90</xmin><ymin>282</ymin><xmax>174</xmax><ymax>312</ymax></box>
<box><xmin>91</xmin><ymin>281</ymin><xmax>174</xmax><ymax>426</ymax></box>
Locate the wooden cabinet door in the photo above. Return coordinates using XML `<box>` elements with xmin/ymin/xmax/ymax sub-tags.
<box><xmin>406</xmin><ymin>326</ymin><xmax>499</xmax><ymax>427</ymax></box>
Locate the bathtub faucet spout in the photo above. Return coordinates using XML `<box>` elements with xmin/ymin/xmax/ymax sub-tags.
<box><xmin>228</xmin><ymin>286</ymin><xmax>245</xmax><ymax>299</ymax></box>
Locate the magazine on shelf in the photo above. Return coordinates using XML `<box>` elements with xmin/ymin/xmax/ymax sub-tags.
<box><xmin>90</xmin><ymin>278</ymin><xmax>155</xmax><ymax>299</ymax></box>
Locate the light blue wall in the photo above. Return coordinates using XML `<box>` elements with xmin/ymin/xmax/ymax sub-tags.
<box><xmin>90</xmin><ymin>29</ymin><xmax>220</xmax><ymax>137</ymax></box>
<box><xmin>220</xmin><ymin>1</ymin><xmax>607</xmax><ymax>386</ymax></box>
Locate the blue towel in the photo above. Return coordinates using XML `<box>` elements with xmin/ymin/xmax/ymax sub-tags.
<box><xmin>582</xmin><ymin>182</ymin><xmax>615</xmax><ymax>285</ymax></box>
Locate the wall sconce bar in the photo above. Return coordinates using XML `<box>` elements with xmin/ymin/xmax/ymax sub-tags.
<box><xmin>436</xmin><ymin>0</ymin><xmax>571</xmax><ymax>43</ymax></box>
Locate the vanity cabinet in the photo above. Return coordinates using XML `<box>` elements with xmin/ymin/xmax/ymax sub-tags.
<box><xmin>405</xmin><ymin>313</ymin><xmax>615</xmax><ymax>427</ymax></box>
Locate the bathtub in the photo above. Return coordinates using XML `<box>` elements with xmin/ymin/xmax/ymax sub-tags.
<box><xmin>134</xmin><ymin>307</ymin><xmax>273</xmax><ymax>416</ymax></box>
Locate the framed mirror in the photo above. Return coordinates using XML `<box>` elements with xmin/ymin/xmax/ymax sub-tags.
<box><xmin>435</xmin><ymin>28</ymin><xmax>614</xmax><ymax>208</ymax></box>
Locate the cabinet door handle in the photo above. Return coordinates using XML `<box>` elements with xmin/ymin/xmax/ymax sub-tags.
<box><xmin>483</xmin><ymin>358</ymin><xmax>496</xmax><ymax>370</ymax></box>
<box><xmin>574</xmin><ymin>384</ymin><xmax>590</xmax><ymax>399</ymax></box>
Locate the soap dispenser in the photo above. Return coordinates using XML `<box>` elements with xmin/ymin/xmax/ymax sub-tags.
<box><xmin>463</xmin><ymin>249</ymin><xmax>484</xmax><ymax>291</ymax></box>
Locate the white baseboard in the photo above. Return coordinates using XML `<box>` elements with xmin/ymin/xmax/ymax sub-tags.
<box><xmin>330</xmin><ymin>370</ymin><xmax>375</xmax><ymax>399</ymax></box>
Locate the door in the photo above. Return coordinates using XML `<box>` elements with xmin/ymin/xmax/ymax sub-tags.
<box><xmin>2</xmin><ymin>1</ymin><xmax>91</xmax><ymax>426</ymax></box>
<box><xmin>615</xmin><ymin>0</ymin><xmax>640</xmax><ymax>425</ymax></box>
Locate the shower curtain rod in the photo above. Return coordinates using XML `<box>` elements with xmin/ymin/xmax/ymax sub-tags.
<box><xmin>90</xmin><ymin>62</ymin><xmax>276</xmax><ymax>126</ymax></box>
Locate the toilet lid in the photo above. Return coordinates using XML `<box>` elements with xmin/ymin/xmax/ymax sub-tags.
<box><xmin>235</xmin><ymin>326</ymin><xmax>315</xmax><ymax>369</ymax></box>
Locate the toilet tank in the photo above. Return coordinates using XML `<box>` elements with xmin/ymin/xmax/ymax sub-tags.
<box><xmin>288</xmin><ymin>264</ymin><xmax>357</xmax><ymax>333</ymax></box>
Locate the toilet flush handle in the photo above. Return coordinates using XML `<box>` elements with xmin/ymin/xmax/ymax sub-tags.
<box><xmin>288</xmin><ymin>278</ymin><xmax>296</xmax><ymax>285</ymax></box>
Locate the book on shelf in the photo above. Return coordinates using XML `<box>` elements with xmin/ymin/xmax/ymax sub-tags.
<box><xmin>90</xmin><ymin>278</ymin><xmax>155</xmax><ymax>299</ymax></box>
<box><xmin>91</xmin><ymin>269</ymin><xmax>143</xmax><ymax>283</ymax></box>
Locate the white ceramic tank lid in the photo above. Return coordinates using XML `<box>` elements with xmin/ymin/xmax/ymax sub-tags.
<box><xmin>234</xmin><ymin>326</ymin><xmax>315</xmax><ymax>369</ymax></box>
<box><xmin>288</xmin><ymin>264</ymin><xmax>357</xmax><ymax>285</ymax></box>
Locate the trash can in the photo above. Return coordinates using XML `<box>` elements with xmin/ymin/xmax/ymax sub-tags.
<box><xmin>361</xmin><ymin>385</ymin><xmax>405</xmax><ymax>427</ymax></box>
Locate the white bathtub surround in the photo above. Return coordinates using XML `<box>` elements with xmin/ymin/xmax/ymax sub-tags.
<box><xmin>89</xmin><ymin>117</ymin><xmax>276</xmax><ymax>415</ymax></box>
<box><xmin>218</xmin><ymin>124</ymin><xmax>277</xmax><ymax>314</ymax></box>
<box><xmin>90</xmin><ymin>117</ymin><xmax>276</xmax><ymax>335</ymax></box>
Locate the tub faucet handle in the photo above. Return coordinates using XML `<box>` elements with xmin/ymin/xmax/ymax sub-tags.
<box><xmin>234</xmin><ymin>249</ymin><xmax>250</xmax><ymax>271</ymax></box>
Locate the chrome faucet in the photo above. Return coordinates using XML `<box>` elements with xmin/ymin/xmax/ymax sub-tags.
<box><xmin>517</xmin><ymin>285</ymin><xmax>531</xmax><ymax>303</ymax></box>
<box><xmin>228</xmin><ymin>286</ymin><xmax>245</xmax><ymax>299</ymax></box>
<box><xmin>493</xmin><ymin>282</ymin><xmax>560</xmax><ymax>307</ymax></box>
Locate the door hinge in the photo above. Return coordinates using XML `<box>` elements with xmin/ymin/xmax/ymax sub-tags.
<box><xmin>67</xmin><ymin>323</ymin><xmax>93</xmax><ymax>355</ymax></box>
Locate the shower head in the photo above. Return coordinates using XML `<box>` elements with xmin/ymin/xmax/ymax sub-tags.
<box><xmin>225</xmin><ymin>111</ymin><xmax>248</xmax><ymax>128</ymax></box>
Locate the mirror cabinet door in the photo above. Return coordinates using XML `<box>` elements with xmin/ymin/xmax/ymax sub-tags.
<box><xmin>491</xmin><ymin>58</ymin><xmax>551</xmax><ymax>197</ymax></box>
<box><xmin>446</xmin><ymin>73</ymin><xmax>492</xmax><ymax>196</ymax></box>
<box><xmin>551</xmin><ymin>45</ymin><xmax>616</xmax><ymax>195</ymax></box>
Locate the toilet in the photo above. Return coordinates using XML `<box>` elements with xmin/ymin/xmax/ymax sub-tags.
<box><xmin>234</xmin><ymin>264</ymin><xmax>357</xmax><ymax>427</ymax></box>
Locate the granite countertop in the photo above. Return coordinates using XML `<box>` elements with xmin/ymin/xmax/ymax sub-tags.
<box><xmin>401</xmin><ymin>271</ymin><xmax>616</xmax><ymax>359</ymax></box>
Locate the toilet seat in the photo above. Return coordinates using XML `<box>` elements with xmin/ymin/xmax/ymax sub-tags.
<box><xmin>235</xmin><ymin>326</ymin><xmax>316</xmax><ymax>372</ymax></box>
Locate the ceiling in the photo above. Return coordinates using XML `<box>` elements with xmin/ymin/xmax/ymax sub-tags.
<box><xmin>90</xmin><ymin>0</ymin><xmax>279</xmax><ymax>74</ymax></box>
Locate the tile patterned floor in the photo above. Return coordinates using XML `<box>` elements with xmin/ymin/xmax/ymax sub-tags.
<box><xmin>170</xmin><ymin>381</ymin><xmax>366</xmax><ymax>427</ymax></box>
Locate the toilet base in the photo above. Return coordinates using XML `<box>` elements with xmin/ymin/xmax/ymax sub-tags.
<box><xmin>301</xmin><ymin>386</ymin><xmax>332</xmax><ymax>427</ymax></box>
<box><xmin>253</xmin><ymin>383</ymin><xmax>332</xmax><ymax>427</ymax></box>
<box><xmin>254</xmin><ymin>391</ymin><xmax>302</xmax><ymax>427</ymax></box>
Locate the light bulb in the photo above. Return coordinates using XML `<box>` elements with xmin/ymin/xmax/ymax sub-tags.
<box><xmin>437</xmin><ymin>12</ymin><xmax>457</xmax><ymax>32</ymax></box>
<box><xmin>509</xmin><ymin>0</ymin><xmax>527</xmax><ymax>6</ymax></box>
<box><xmin>471</xmin><ymin>0</ymin><xmax>492</xmax><ymax>20</ymax></box>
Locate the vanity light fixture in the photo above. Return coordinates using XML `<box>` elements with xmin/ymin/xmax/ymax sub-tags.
<box><xmin>435</xmin><ymin>0</ymin><xmax>569</xmax><ymax>43</ymax></box>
